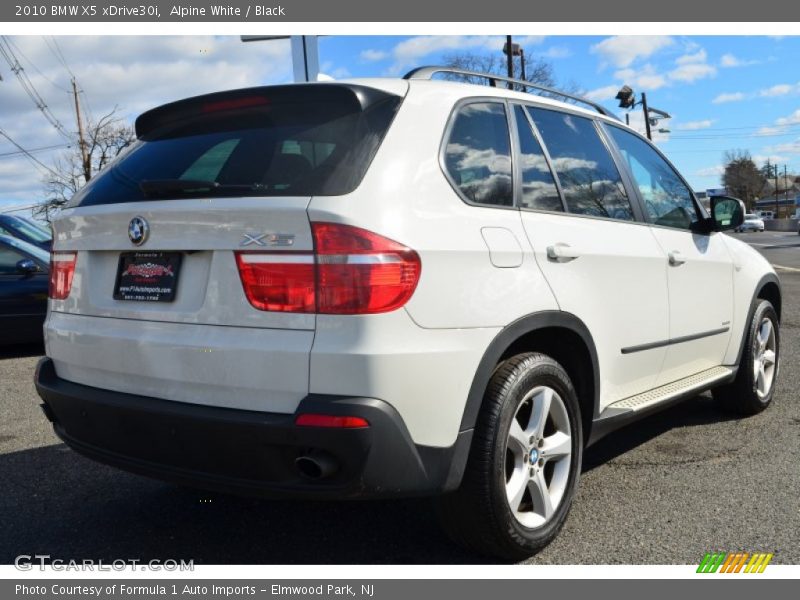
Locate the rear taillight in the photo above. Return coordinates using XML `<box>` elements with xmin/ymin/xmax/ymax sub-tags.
<box><xmin>49</xmin><ymin>252</ymin><xmax>77</xmax><ymax>300</ymax></box>
<box><xmin>234</xmin><ymin>253</ymin><xmax>315</xmax><ymax>313</ymax></box>
<box><xmin>313</xmin><ymin>222</ymin><xmax>421</xmax><ymax>315</ymax></box>
<box><xmin>234</xmin><ymin>223</ymin><xmax>421</xmax><ymax>315</ymax></box>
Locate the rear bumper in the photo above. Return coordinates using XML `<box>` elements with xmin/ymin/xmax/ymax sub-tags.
<box><xmin>34</xmin><ymin>358</ymin><xmax>470</xmax><ymax>499</ymax></box>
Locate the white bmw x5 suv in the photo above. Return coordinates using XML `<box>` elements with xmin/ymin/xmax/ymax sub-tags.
<box><xmin>35</xmin><ymin>67</ymin><xmax>781</xmax><ymax>560</ymax></box>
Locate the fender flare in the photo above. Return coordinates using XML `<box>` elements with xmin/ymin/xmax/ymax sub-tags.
<box><xmin>458</xmin><ymin>310</ymin><xmax>601</xmax><ymax>433</ymax></box>
<box><xmin>733</xmin><ymin>272</ymin><xmax>782</xmax><ymax>367</ymax></box>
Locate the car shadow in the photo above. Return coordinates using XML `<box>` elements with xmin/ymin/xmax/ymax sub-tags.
<box><xmin>0</xmin><ymin>442</ymin><xmax>489</xmax><ymax>565</ymax></box>
<box><xmin>582</xmin><ymin>393</ymin><xmax>741</xmax><ymax>472</ymax></box>
<box><xmin>0</xmin><ymin>394</ymin><xmax>740</xmax><ymax>566</ymax></box>
<box><xmin>0</xmin><ymin>343</ymin><xmax>44</xmax><ymax>361</ymax></box>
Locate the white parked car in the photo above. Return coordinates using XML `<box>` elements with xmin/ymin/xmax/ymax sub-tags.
<box><xmin>736</xmin><ymin>213</ymin><xmax>765</xmax><ymax>232</ymax></box>
<box><xmin>35</xmin><ymin>67</ymin><xmax>781</xmax><ymax>560</ymax></box>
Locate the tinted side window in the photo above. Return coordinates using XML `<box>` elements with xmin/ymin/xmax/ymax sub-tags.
<box><xmin>513</xmin><ymin>105</ymin><xmax>562</xmax><ymax>211</ymax></box>
<box><xmin>0</xmin><ymin>245</ymin><xmax>25</xmax><ymax>275</ymax></box>
<box><xmin>444</xmin><ymin>102</ymin><xmax>513</xmax><ymax>207</ymax></box>
<box><xmin>527</xmin><ymin>107</ymin><xmax>634</xmax><ymax>221</ymax></box>
<box><xmin>606</xmin><ymin>125</ymin><xmax>699</xmax><ymax>230</ymax></box>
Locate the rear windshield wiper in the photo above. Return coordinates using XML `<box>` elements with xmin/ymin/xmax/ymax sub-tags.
<box><xmin>139</xmin><ymin>179</ymin><xmax>267</xmax><ymax>198</ymax></box>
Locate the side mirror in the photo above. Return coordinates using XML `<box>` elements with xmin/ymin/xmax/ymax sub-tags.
<box><xmin>709</xmin><ymin>196</ymin><xmax>745</xmax><ymax>232</ymax></box>
<box><xmin>16</xmin><ymin>258</ymin><xmax>40</xmax><ymax>276</ymax></box>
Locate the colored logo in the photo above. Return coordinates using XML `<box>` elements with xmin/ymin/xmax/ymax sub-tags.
<box><xmin>697</xmin><ymin>552</ymin><xmax>773</xmax><ymax>573</ymax></box>
<box><xmin>128</xmin><ymin>216</ymin><xmax>149</xmax><ymax>246</ymax></box>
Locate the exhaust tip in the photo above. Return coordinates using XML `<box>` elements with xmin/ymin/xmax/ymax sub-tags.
<box><xmin>295</xmin><ymin>453</ymin><xmax>338</xmax><ymax>480</ymax></box>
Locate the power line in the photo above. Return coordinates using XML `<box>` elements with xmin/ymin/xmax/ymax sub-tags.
<box><xmin>6</xmin><ymin>36</ymin><xmax>70</xmax><ymax>93</ymax></box>
<box><xmin>46</xmin><ymin>36</ymin><xmax>75</xmax><ymax>79</ymax></box>
<box><xmin>0</xmin><ymin>128</ymin><xmax>60</xmax><ymax>177</ymax></box>
<box><xmin>0</xmin><ymin>36</ymin><xmax>71</xmax><ymax>140</ymax></box>
<box><xmin>0</xmin><ymin>143</ymin><xmax>69</xmax><ymax>159</ymax></box>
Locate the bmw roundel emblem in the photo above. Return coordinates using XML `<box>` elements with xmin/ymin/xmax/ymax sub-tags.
<box><xmin>128</xmin><ymin>216</ymin><xmax>149</xmax><ymax>246</ymax></box>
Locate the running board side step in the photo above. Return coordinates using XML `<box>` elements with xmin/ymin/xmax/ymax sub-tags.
<box><xmin>587</xmin><ymin>366</ymin><xmax>736</xmax><ymax>446</ymax></box>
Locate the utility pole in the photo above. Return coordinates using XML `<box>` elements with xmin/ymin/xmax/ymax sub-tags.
<box><xmin>641</xmin><ymin>92</ymin><xmax>652</xmax><ymax>141</ymax></box>
<box><xmin>784</xmin><ymin>165</ymin><xmax>788</xmax><ymax>216</ymax></box>
<box><xmin>774</xmin><ymin>164</ymin><xmax>779</xmax><ymax>219</ymax></box>
<box><xmin>505</xmin><ymin>35</ymin><xmax>514</xmax><ymax>89</ymax></box>
<box><xmin>71</xmin><ymin>78</ymin><xmax>90</xmax><ymax>183</ymax></box>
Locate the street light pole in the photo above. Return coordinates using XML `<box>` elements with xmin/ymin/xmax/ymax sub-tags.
<box><xmin>505</xmin><ymin>35</ymin><xmax>514</xmax><ymax>88</ymax></box>
<box><xmin>641</xmin><ymin>92</ymin><xmax>652</xmax><ymax>141</ymax></box>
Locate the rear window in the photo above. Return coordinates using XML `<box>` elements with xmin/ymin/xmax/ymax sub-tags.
<box><xmin>68</xmin><ymin>85</ymin><xmax>401</xmax><ymax>207</ymax></box>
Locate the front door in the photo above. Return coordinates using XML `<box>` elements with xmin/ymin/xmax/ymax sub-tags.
<box><xmin>603</xmin><ymin>124</ymin><xmax>734</xmax><ymax>385</ymax></box>
<box><xmin>515</xmin><ymin>104</ymin><xmax>670</xmax><ymax>408</ymax></box>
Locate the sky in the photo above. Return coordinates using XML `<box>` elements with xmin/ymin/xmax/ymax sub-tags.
<box><xmin>1</xmin><ymin>34</ymin><xmax>799</xmax><ymax>214</ymax></box>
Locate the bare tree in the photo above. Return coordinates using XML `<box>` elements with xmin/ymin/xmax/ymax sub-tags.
<box><xmin>38</xmin><ymin>107</ymin><xmax>136</xmax><ymax>220</ymax></box>
<box><xmin>440</xmin><ymin>49</ymin><xmax>581</xmax><ymax>98</ymax></box>
<box><xmin>722</xmin><ymin>150</ymin><xmax>765</xmax><ymax>211</ymax></box>
<box><xmin>442</xmin><ymin>51</ymin><xmax>557</xmax><ymax>87</ymax></box>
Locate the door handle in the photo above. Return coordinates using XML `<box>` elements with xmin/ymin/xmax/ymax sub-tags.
<box><xmin>668</xmin><ymin>250</ymin><xmax>686</xmax><ymax>266</ymax></box>
<box><xmin>546</xmin><ymin>243</ymin><xmax>580</xmax><ymax>262</ymax></box>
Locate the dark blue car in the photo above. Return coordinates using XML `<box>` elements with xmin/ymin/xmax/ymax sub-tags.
<box><xmin>0</xmin><ymin>234</ymin><xmax>49</xmax><ymax>344</ymax></box>
<box><xmin>0</xmin><ymin>214</ymin><xmax>53</xmax><ymax>251</ymax></box>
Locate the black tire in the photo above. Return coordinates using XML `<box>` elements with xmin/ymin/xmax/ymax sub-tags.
<box><xmin>712</xmin><ymin>299</ymin><xmax>779</xmax><ymax>415</ymax></box>
<box><xmin>436</xmin><ymin>353</ymin><xmax>583</xmax><ymax>561</ymax></box>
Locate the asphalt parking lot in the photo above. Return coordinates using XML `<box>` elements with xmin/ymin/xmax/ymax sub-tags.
<box><xmin>1</xmin><ymin>230</ymin><xmax>798</xmax><ymax>565</ymax></box>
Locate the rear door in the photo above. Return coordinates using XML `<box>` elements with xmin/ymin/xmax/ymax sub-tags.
<box><xmin>513</xmin><ymin>104</ymin><xmax>670</xmax><ymax>407</ymax></box>
<box><xmin>603</xmin><ymin>124</ymin><xmax>734</xmax><ymax>385</ymax></box>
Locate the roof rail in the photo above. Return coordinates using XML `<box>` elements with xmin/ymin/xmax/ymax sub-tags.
<box><xmin>403</xmin><ymin>66</ymin><xmax>619</xmax><ymax>121</ymax></box>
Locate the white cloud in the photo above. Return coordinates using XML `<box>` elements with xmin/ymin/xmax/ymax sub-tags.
<box><xmin>359</xmin><ymin>49</ymin><xmax>387</xmax><ymax>62</ymax></box>
<box><xmin>759</xmin><ymin>83</ymin><xmax>799</xmax><ymax>97</ymax></box>
<box><xmin>385</xmin><ymin>35</ymin><xmax>544</xmax><ymax>75</ymax></box>
<box><xmin>696</xmin><ymin>165</ymin><xmax>724</xmax><ymax>178</ymax></box>
<box><xmin>614</xmin><ymin>64</ymin><xmax>667</xmax><ymax>90</ymax></box>
<box><xmin>540</xmin><ymin>46</ymin><xmax>571</xmax><ymax>59</ymax></box>
<box><xmin>776</xmin><ymin>109</ymin><xmax>800</xmax><ymax>126</ymax></box>
<box><xmin>675</xmin><ymin>119</ymin><xmax>714</xmax><ymax>131</ymax></box>
<box><xmin>584</xmin><ymin>85</ymin><xmax>620</xmax><ymax>102</ymax></box>
<box><xmin>712</xmin><ymin>92</ymin><xmax>746</xmax><ymax>104</ymax></box>
<box><xmin>590</xmin><ymin>36</ymin><xmax>674</xmax><ymax>69</ymax></box>
<box><xmin>765</xmin><ymin>139</ymin><xmax>800</xmax><ymax>154</ymax></box>
<box><xmin>0</xmin><ymin>35</ymin><xmax>293</xmax><ymax>205</ymax></box>
<box><xmin>676</xmin><ymin>49</ymin><xmax>707</xmax><ymax>65</ymax></box>
<box><xmin>757</xmin><ymin>126</ymin><xmax>786</xmax><ymax>136</ymax></box>
<box><xmin>720</xmin><ymin>53</ymin><xmax>760</xmax><ymax>68</ymax></box>
<box><xmin>669</xmin><ymin>62</ymin><xmax>716</xmax><ymax>83</ymax></box>
<box><xmin>753</xmin><ymin>154</ymin><xmax>788</xmax><ymax>165</ymax></box>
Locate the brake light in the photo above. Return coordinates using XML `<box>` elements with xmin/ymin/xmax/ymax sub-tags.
<box><xmin>235</xmin><ymin>223</ymin><xmax>421</xmax><ymax>315</ymax></box>
<box><xmin>234</xmin><ymin>253</ymin><xmax>315</xmax><ymax>313</ymax></box>
<box><xmin>295</xmin><ymin>414</ymin><xmax>369</xmax><ymax>428</ymax></box>
<box><xmin>313</xmin><ymin>222</ymin><xmax>421</xmax><ymax>314</ymax></box>
<box><xmin>202</xmin><ymin>96</ymin><xmax>270</xmax><ymax>113</ymax></box>
<box><xmin>49</xmin><ymin>252</ymin><xmax>77</xmax><ymax>300</ymax></box>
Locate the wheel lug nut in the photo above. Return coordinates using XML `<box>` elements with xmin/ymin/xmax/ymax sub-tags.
<box><xmin>529</xmin><ymin>436</ymin><xmax>535</xmax><ymax>444</ymax></box>
<box><xmin>538</xmin><ymin>439</ymin><xmax>544</xmax><ymax>448</ymax></box>
<box><xmin>529</xmin><ymin>467</ymin><xmax>534</xmax><ymax>477</ymax></box>
<box><xmin>538</xmin><ymin>459</ymin><xmax>544</xmax><ymax>467</ymax></box>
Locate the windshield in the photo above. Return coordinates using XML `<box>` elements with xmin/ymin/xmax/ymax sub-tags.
<box><xmin>68</xmin><ymin>85</ymin><xmax>401</xmax><ymax>207</ymax></box>
<box><xmin>0</xmin><ymin>234</ymin><xmax>50</xmax><ymax>263</ymax></box>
